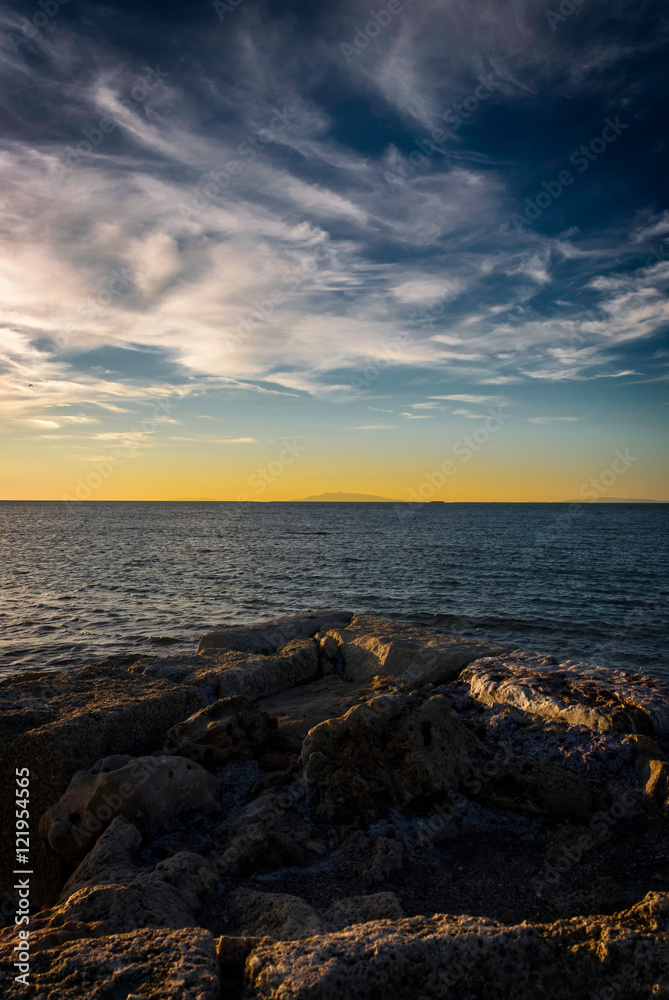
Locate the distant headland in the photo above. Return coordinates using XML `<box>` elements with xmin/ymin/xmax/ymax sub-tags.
<box><xmin>293</xmin><ymin>492</ymin><xmax>398</xmax><ymax>502</ymax></box>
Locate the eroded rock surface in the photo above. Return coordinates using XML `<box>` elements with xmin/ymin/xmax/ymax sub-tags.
<box><xmin>1</xmin><ymin>610</ymin><xmax>668</xmax><ymax>999</ymax></box>
<box><xmin>39</xmin><ymin>755</ymin><xmax>220</xmax><ymax>859</ymax></box>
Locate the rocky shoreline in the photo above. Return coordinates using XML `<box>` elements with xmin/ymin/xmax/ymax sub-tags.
<box><xmin>1</xmin><ymin>610</ymin><xmax>668</xmax><ymax>998</ymax></box>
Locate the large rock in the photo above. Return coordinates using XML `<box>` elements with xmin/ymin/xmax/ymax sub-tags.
<box><xmin>197</xmin><ymin>609</ymin><xmax>354</xmax><ymax>653</ymax></box>
<box><xmin>300</xmin><ymin>692</ymin><xmax>483</xmax><ymax>823</ymax></box>
<box><xmin>165</xmin><ymin>696</ymin><xmax>294</xmax><ymax>767</ymax></box>
<box><xmin>39</xmin><ymin>754</ymin><xmax>220</xmax><ymax>860</ymax></box>
<box><xmin>243</xmin><ymin>892</ymin><xmax>669</xmax><ymax>1000</ymax></box>
<box><xmin>463</xmin><ymin>651</ymin><xmax>669</xmax><ymax>736</ymax></box>
<box><xmin>320</xmin><ymin>614</ymin><xmax>510</xmax><ymax>685</ymax></box>
<box><xmin>131</xmin><ymin>638</ymin><xmax>321</xmax><ymax>702</ymax></box>
<box><xmin>0</xmin><ymin>926</ymin><xmax>220</xmax><ymax>1000</ymax></box>
<box><xmin>0</xmin><ymin>664</ymin><xmax>206</xmax><ymax>910</ymax></box>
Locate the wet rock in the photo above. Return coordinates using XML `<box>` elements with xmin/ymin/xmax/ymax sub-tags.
<box><xmin>197</xmin><ymin>609</ymin><xmax>354</xmax><ymax>653</ymax></box>
<box><xmin>320</xmin><ymin>614</ymin><xmax>509</xmax><ymax>686</ymax></box>
<box><xmin>463</xmin><ymin>651</ymin><xmax>669</xmax><ymax>736</ymax></box>
<box><xmin>243</xmin><ymin>892</ymin><xmax>669</xmax><ymax>1000</ymax></box>
<box><xmin>165</xmin><ymin>696</ymin><xmax>294</xmax><ymax>767</ymax></box>
<box><xmin>39</xmin><ymin>754</ymin><xmax>220</xmax><ymax>859</ymax></box>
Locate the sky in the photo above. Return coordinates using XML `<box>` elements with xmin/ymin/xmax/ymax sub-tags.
<box><xmin>0</xmin><ymin>0</ymin><xmax>667</xmax><ymax>501</ymax></box>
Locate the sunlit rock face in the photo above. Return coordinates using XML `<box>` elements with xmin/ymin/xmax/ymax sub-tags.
<box><xmin>1</xmin><ymin>611</ymin><xmax>668</xmax><ymax>998</ymax></box>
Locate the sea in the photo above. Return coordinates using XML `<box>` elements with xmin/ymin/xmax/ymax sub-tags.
<box><xmin>0</xmin><ymin>501</ymin><xmax>667</xmax><ymax>681</ymax></box>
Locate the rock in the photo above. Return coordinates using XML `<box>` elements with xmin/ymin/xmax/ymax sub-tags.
<box><xmin>300</xmin><ymin>692</ymin><xmax>483</xmax><ymax>822</ymax></box>
<box><xmin>165</xmin><ymin>696</ymin><xmax>294</xmax><ymax>767</ymax></box>
<box><xmin>638</xmin><ymin>759</ymin><xmax>669</xmax><ymax>809</ymax></box>
<box><xmin>367</xmin><ymin>837</ymin><xmax>405</xmax><ymax>884</ymax></box>
<box><xmin>463</xmin><ymin>651</ymin><xmax>669</xmax><ymax>736</ymax></box>
<box><xmin>224</xmin><ymin>888</ymin><xmax>325</xmax><ymax>939</ymax></box>
<box><xmin>243</xmin><ymin>891</ymin><xmax>669</xmax><ymax>1000</ymax></box>
<box><xmin>131</xmin><ymin>639</ymin><xmax>321</xmax><ymax>702</ymax></box>
<box><xmin>197</xmin><ymin>609</ymin><xmax>354</xmax><ymax>653</ymax></box>
<box><xmin>256</xmin><ymin>673</ymin><xmax>377</xmax><ymax>742</ymax></box>
<box><xmin>320</xmin><ymin>614</ymin><xmax>509</xmax><ymax>686</ymax></box>
<box><xmin>39</xmin><ymin>755</ymin><xmax>220</xmax><ymax>860</ymax></box>
<box><xmin>0</xmin><ymin>663</ymin><xmax>206</xmax><ymax>908</ymax></box>
<box><xmin>474</xmin><ymin>752</ymin><xmax>596</xmax><ymax>822</ymax></box>
<box><xmin>322</xmin><ymin>892</ymin><xmax>405</xmax><ymax>930</ymax></box>
<box><xmin>0</xmin><ymin>926</ymin><xmax>220</xmax><ymax>1000</ymax></box>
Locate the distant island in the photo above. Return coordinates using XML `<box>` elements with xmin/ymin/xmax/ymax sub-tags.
<box><xmin>294</xmin><ymin>492</ymin><xmax>398</xmax><ymax>502</ymax></box>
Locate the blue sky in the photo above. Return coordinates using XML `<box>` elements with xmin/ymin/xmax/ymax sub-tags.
<box><xmin>0</xmin><ymin>0</ymin><xmax>667</xmax><ymax>499</ymax></box>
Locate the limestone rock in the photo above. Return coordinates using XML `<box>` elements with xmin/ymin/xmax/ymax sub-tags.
<box><xmin>39</xmin><ymin>754</ymin><xmax>220</xmax><ymax>859</ymax></box>
<box><xmin>300</xmin><ymin>692</ymin><xmax>483</xmax><ymax>822</ymax></box>
<box><xmin>132</xmin><ymin>639</ymin><xmax>321</xmax><ymax>702</ymax></box>
<box><xmin>0</xmin><ymin>663</ymin><xmax>205</xmax><ymax>907</ymax></box>
<box><xmin>367</xmin><ymin>837</ymin><xmax>405</xmax><ymax>884</ymax></box>
<box><xmin>463</xmin><ymin>651</ymin><xmax>669</xmax><ymax>736</ymax></box>
<box><xmin>224</xmin><ymin>888</ymin><xmax>326</xmax><ymax>940</ymax></box>
<box><xmin>243</xmin><ymin>892</ymin><xmax>669</xmax><ymax>1000</ymax></box>
<box><xmin>197</xmin><ymin>609</ymin><xmax>353</xmax><ymax>653</ymax></box>
<box><xmin>256</xmin><ymin>673</ymin><xmax>377</xmax><ymax>741</ymax></box>
<box><xmin>638</xmin><ymin>758</ymin><xmax>669</xmax><ymax>809</ymax></box>
<box><xmin>0</xmin><ymin>927</ymin><xmax>220</xmax><ymax>1000</ymax></box>
<box><xmin>165</xmin><ymin>696</ymin><xmax>293</xmax><ymax>767</ymax></box>
<box><xmin>475</xmin><ymin>752</ymin><xmax>596</xmax><ymax>822</ymax></box>
<box><xmin>322</xmin><ymin>892</ymin><xmax>405</xmax><ymax>930</ymax></box>
<box><xmin>320</xmin><ymin>614</ymin><xmax>509</xmax><ymax>686</ymax></box>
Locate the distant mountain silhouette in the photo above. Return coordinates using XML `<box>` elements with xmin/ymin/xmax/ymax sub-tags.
<box><xmin>294</xmin><ymin>492</ymin><xmax>397</xmax><ymax>502</ymax></box>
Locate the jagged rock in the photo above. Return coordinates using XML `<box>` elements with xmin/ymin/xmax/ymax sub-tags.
<box><xmin>463</xmin><ymin>651</ymin><xmax>669</xmax><ymax>736</ymax></box>
<box><xmin>224</xmin><ymin>888</ymin><xmax>326</xmax><ymax>939</ymax></box>
<box><xmin>257</xmin><ymin>673</ymin><xmax>378</xmax><ymax>741</ymax></box>
<box><xmin>473</xmin><ymin>752</ymin><xmax>596</xmax><ymax>822</ymax></box>
<box><xmin>164</xmin><ymin>696</ymin><xmax>294</xmax><ymax>767</ymax></box>
<box><xmin>638</xmin><ymin>759</ymin><xmax>669</xmax><ymax>809</ymax></box>
<box><xmin>30</xmin><ymin>817</ymin><xmax>216</xmax><ymax>936</ymax></box>
<box><xmin>0</xmin><ymin>664</ymin><xmax>206</xmax><ymax>908</ymax></box>
<box><xmin>322</xmin><ymin>892</ymin><xmax>405</xmax><ymax>930</ymax></box>
<box><xmin>300</xmin><ymin>692</ymin><xmax>483</xmax><ymax>822</ymax></box>
<box><xmin>319</xmin><ymin>614</ymin><xmax>509</xmax><ymax>685</ymax></box>
<box><xmin>39</xmin><ymin>755</ymin><xmax>220</xmax><ymax>859</ymax></box>
<box><xmin>367</xmin><ymin>837</ymin><xmax>405</xmax><ymax>884</ymax></box>
<box><xmin>131</xmin><ymin>639</ymin><xmax>321</xmax><ymax>702</ymax></box>
<box><xmin>243</xmin><ymin>892</ymin><xmax>669</xmax><ymax>1000</ymax></box>
<box><xmin>0</xmin><ymin>926</ymin><xmax>220</xmax><ymax>1000</ymax></box>
<box><xmin>215</xmin><ymin>784</ymin><xmax>321</xmax><ymax>875</ymax></box>
<box><xmin>197</xmin><ymin>609</ymin><xmax>353</xmax><ymax>653</ymax></box>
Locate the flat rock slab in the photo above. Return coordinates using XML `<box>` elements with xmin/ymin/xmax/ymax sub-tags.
<box><xmin>0</xmin><ymin>926</ymin><xmax>220</xmax><ymax>1000</ymax></box>
<box><xmin>198</xmin><ymin>609</ymin><xmax>354</xmax><ymax>653</ymax></box>
<box><xmin>256</xmin><ymin>674</ymin><xmax>377</xmax><ymax>740</ymax></box>
<box><xmin>463</xmin><ymin>650</ymin><xmax>669</xmax><ymax>736</ymax></box>
<box><xmin>244</xmin><ymin>892</ymin><xmax>669</xmax><ymax>1000</ymax></box>
<box><xmin>321</xmin><ymin>614</ymin><xmax>510</xmax><ymax>686</ymax></box>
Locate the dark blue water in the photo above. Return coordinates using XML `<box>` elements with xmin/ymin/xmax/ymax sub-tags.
<box><xmin>0</xmin><ymin>501</ymin><xmax>667</xmax><ymax>680</ymax></box>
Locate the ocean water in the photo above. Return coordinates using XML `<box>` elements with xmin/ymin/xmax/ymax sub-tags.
<box><xmin>0</xmin><ymin>501</ymin><xmax>667</xmax><ymax>681</ymax></box>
